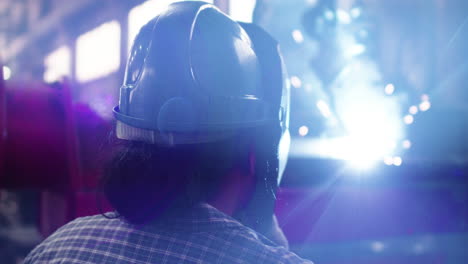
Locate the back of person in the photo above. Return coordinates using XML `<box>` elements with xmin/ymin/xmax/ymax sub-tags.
<box><xmin>24</xmin><ymin>1</ymin><xmax>313</xmax><ymax>263</ymax></box>
<box><xmin>24</xmin><ymin>204</ymin><xmax>310</xmax><ymax>263</ymax></box>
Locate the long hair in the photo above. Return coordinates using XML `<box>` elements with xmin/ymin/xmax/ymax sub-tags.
<box><xmin>100</xmin><ymin>131</ymin><xmax>252</xmax><ymax>225</ymax></box>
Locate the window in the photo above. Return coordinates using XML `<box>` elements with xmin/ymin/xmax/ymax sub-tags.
<box><xmin>2</xmin><ymin>66</ymin><xmax>11</xmax><ymax>81</ymax></box>
<box><xmin>229</xmin><ymin>0</ymin><xmax>256</xmax><ymax>23</ymax></box>
<box><xmin>76</xmin><ymin>20</ymin><xmax>121</xmax><ymax>82</ymax></box>
<box><xmin>43</xmin><ymin>46</ymin><xmax>71</xmax><ymax>83</ymax></box>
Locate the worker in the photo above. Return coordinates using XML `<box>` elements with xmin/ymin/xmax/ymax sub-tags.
<box><xmin>25</xmin><ymin>2</ymin><xmax>312</xmax><ymax>263</ymax></box>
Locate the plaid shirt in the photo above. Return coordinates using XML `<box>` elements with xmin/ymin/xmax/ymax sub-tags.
<box><xmin>24</xmin><ymin>203</ymin><xmax>313</xmax><ymax>264</ymax></box>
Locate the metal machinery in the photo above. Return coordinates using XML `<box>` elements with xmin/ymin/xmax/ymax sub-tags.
<box><xmin>0</xmin><ymin>79</ymin><xmax>111</xmax><ymax>238</ymax></box>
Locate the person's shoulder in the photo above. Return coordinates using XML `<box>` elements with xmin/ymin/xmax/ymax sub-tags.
<box><xmin>47</xmin><ymin>213</ymin><xmax>123</xmax><ymax>237</ymax></box>
<box><xmin>261</xmin><ymin>244</ymin><xmax>314</xmax><ymax>264</ymax></box>
<box><xmin>250</xmin><ymin>237</ymin><xmax>314</xmax><ymax>264</ymax></box>
<box><xmin>23</xmin><ymin>213</ymin><xmax>123</xmax><ymax>263</ymax></box>
<box><xmin>208</xmin><ymin>227</ymin><xmax>313</xmax><ymax>264</ymax></box>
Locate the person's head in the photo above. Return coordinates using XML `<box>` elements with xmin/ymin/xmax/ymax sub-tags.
<box><xmin>102</xmin><ymin>1</ymin><xmax>290</xmax><ymax>229</ymax></box>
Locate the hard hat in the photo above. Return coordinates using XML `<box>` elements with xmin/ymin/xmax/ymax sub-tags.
<box><xmin>113</xmin><ymin>1</ymin><xmax>291</xmax><ymax>235</ymax></box>
<box><xmin>114</xmin><ymin>1</ymin><xmax>290</xmax><ymax>177</ymax></box>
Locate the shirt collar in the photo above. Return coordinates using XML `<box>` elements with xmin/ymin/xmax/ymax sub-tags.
<box><xmin>143</xmin><ymin>203</ymin><xmax>256</xmax><ymax>235</ymax></box>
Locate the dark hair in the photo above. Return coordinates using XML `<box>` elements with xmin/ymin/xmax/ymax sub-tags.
<box><xmin>100</xmin><ymin>131</ymin><xmax>253</xmax><ymax>225</ymax></box>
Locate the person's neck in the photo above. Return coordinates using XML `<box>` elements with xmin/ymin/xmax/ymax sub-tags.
<box><xmin>208</xmin><ymin>169</ymin><xmax>250</xmax><ymax>216</ymax></box>
<box><xmin>208</xmin><ymin>186</ymin><xmax>241</xmax><ymax>216</ymax></box>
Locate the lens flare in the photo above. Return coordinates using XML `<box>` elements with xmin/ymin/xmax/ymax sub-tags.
<box><xmin>419</xmin><ymin>101</ymin><xmax>431</xmax><ymax>112</ymax></box>
<box><xmin>292</xmin><ymin>29</ymin><xmax>304</xmax><ymax>44</ymax></box>
<box><xmin>298</xmin><ymin>126</ymin><xmax>309</xmax><ymax>137</ymax></box>
<box><xmin>404</xmin><ymin>115</ymin><xmax>414</xmax><ymax>125</ymax></box>
<box><xmin>384</xmin><ymin>83</ymin><xmax>395</xmax><ymax>95</ymax></box>
<box><xmin>316</xmin><ymin>100</ymin><xmax>332</xmax><ymax>118</ymax></box>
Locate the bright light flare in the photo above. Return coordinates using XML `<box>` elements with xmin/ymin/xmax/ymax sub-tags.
<box><xmin>306</xmin><ymin>136</ymin><xmax>395</xmax><ymax>170</ymax></box>
<box><xmin>348</xmin><ymin>44</ymin><xmax>366</xmax><ymax>57</ymax></box>
<box><xmin>290</xmin><ymin>76</ymin><xmax>302</xmax><ymax>88</ymax></box>
<box><xmin>350</xmin><ymin>8</ymin><xmax>362</xmax><ymax>18</ymax></box>
<box><xmin>393</xmin><ymin>156</ymin><xmax>403</xmax><ymax>166</ymax></box>
<box><xmin>384</xmin><ymin>83</ymin><xmax>395</xmax><ymax>95</ymax></box>
<box><xmin>2</xmin><ymin>66</ymin><xmax>11</xmax><ymax>80</ymax></box>
<box><xmin>419</xmin><ymin>101</ymin><xmax>431</xmax><ymax>112</ymax></box>
<box><xmin>340</xmin><ymin>109</ymin><xmax>400</xmax><ymax>157</ymax></box>
<box><xmin>337</xmin><ymin>25</ymin><xmax>365</xmax><ymax>59</ymax></box>
<box><xmin>292</xmin><ymin>29</ymin><xmax>304</xmax><ymax>44</ymax></box>
<box><xmin>298</xmin><ymin>126</ymin><xmax>309</xmax><ymax>137</ymax></box>
<box><xmin>348</xmin><ymin>157</ymin><xmax>377</xmax><ymax>170</ymax></box>
<box><xmin>343</xmin><ymin>135</ymin><xmax>395</xmax><ymax>170</ymax></box>
<box><xmin>287</xmin><ymin>60</ymin><xmax>405</xmax><ymax>171</ymax></box>
<box><xmin>409</xmin><ymin>105</ymin><xmax>418</xmax><ymax>115</ymax></box>
<box><xmin>404</xmin><ymin>115</ymin><xmax>414</xmax><ymax>125</ymax></box>
<box><xmin>290</xmin><ymin>135</ymin><xmax>400</xmax><ymax>170</ymax></box>
<box><xmin>383</xmin><ymin>156</ymin><xmax>394</xmax><ymax>166</ymax></box>
<box><xmin>336</xmin><ymin>9</ymin><xmax>351</xmax><ymax>24</ymax></box>
<box><xmin>332</xmin><ymin>60</ymin><xmax>404</xmax><ymax>169</ymax></box>
<box><xmin>316</xmin><ymin>100</ymin><xmax>332</xmax><ymax>118</ymax></box>
<box><xmin>402</xmin><ymin>140</ymin><xmax>411</xmax><ymax>149</ymax></box>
